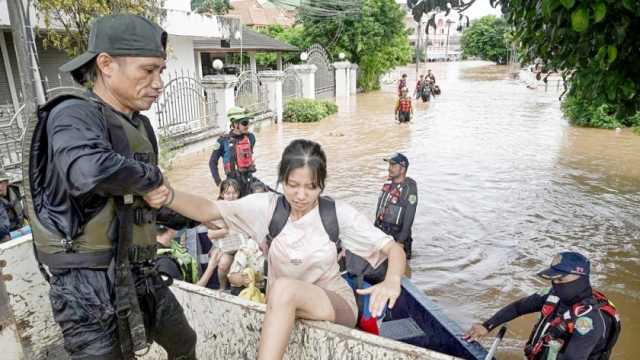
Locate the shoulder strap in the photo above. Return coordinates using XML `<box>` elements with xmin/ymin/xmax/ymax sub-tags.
<box><xmin>139</xmin><ymin>115</ymin><xmax>158</xmax><ymax>155</ymax></box>
<box><xmin>318</xmin><ymin>196</ymin><xmax>340</xmax><ymax>246</ymax></box>
<box><xmin>267</xmin><ymin>195</ymin><xmax>290</xmax><ymax>247</ymax></box>
<box><xmin>267</xmin><ymin>195</ymin><xmax>341</xmax><ymax>247</ymax></box>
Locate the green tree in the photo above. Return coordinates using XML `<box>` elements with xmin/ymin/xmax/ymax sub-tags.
<box><xmin>192</xmin><ymin>0</ymin><xmax>231</xmax><ymax>15</ymax></box>
<box><xmin>500</xmin><ymin>0</ymin><xmax>640</xmax><ymax>128</ymax></box>
<box><xmin>460</xmin><ymin>15</ymin><xmax>510</xmax><ymax>64</ymax></box>
<box><xmin>255</xmin><ymin>24</ymin><xmax>310</xmax><ymax>68</ymax></box>
<box><xmin>34</xmin><ymin>0</ymin><xmax>166</xmax><ymax>57</ymax></box>
<box><xmin>299</xmin><ymin>0</ymin><xmax>412</xmax><ymax>91</ymax></box>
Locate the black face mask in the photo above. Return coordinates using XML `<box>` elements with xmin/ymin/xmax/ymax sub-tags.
<box><xmin>552</xmin><ymin>276</ymin><xmax>591</xmax><ymax>304</ymax></box>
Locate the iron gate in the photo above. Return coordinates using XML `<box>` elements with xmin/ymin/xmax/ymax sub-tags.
<box><xmin>307</xmin><ymin>44</ymin><xmax>335</xmax><ymax>99</ymax></box>
<box><xmin>283</xmin><ymin>67</ymin><xmax>303</xmax><ymax>101</ymax></box>
<box><xmin>235</xmin><ymin>71</ymin><xmax>268</xmax><ymax>115</ymax></box>
<box><xmin>154</xmin><ymin>71</ymin><xmax>217</xmax><ymax>137</ymax></box>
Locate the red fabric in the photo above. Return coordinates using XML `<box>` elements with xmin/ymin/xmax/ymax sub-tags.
<box><xmin>358</xmin><ymin>316</ymin><xmax>380</xmax><ymax>335</ymax></box>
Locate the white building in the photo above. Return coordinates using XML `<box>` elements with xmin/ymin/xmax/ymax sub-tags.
<box><xmin>396</xmin><ymin>0</ymin><xmax>463</xmax><ymax>62</ymax></box>
<box><xmin>0</xmin><ymin>0</ymin><xmax>232</xmax><ymax>106</ymax></box>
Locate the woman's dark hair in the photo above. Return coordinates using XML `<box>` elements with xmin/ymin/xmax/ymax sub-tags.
<box><xmin>277</xmin><ymin>139</ymin><xmax>327</xmax><ymax>190</ymax></box>
<box><xmin>218</xmin><ymin>178</ymin><xmax>241</xmax><ymax>199</ymax></box>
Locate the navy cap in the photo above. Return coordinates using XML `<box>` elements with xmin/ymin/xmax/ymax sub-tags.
<box><xmin>537</xmin><ymin>252</ymin><xmax>590</xmax><ymax>280</ymax></box>
<box><xmin>384</xmin><ymin>153</ymin><xmax>409</xmax><ymax>168</ymax></box>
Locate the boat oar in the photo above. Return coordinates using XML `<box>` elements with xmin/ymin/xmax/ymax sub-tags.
<box><xmin>484</xmin><ymin>326</ymin><xmax>507</xmax><ymax>360</ymax></box>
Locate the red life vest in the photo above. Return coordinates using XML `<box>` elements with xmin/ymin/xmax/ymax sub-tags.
<box><xmin>525</xmin><ymin>289</ymin><xmax>620</xmax><ymax>360</ymax></box>
<box><xmin>398</xmin><ymin>98</ymin><xmax>412</xmax><ymax>113</ymax></box>
<box><xmin>224</xmin><ymin>135</ymin><xmax>254</xmax><ymax>173</ymax></box>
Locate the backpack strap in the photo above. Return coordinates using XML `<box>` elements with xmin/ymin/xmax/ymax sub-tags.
<box><xmin>267</xmin><ymin>195</ymin><xmax>290</xmax><ymax>247</ymax></box>
<box><xmin>265</xmin><ymin>195</ymin><xmax>341</xmax><ymax>277</ymax></box>
<box><xmin>318</xmin><ymin>196</ymin><xmax>340</xmax><ymax>248</ymax></box>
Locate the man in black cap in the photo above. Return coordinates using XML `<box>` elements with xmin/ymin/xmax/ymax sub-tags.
<box><xmin>27</xmin><ymin>14</ymin><xmax>197</xmax><ymax>359</ymax></box>
<box><xmin>374</xmin><ymin>153</ymin><xmax>418</xmax><ymax>259</ymax></box>
<box><xmin>464</xmin><ymin>252</ymin><xmax>621</xmax><ymax>360</ymax></box>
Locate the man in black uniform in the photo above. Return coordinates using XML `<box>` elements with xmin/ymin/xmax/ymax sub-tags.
<box><xmin>208</xmin><ymin>106</ymin><xmax>257</xmax><ymax>197</ymax></box>
<box><xmin>27</xmin><ymin>15</ymin><xmax>196</xmax><ymax>359</ymax></box>
<box><xmin>0</xmin><ymin>169</ymin><xmax>26</xmax><ymax>233</ymax></box>
<box><xmin>374</xmin><ymin>153</ymin><xmax>418</xmax><ymax>260</ymax></box>
<box><xmin>464</xmin><ymin>252</ymin><xmax>621</xmax><ymax>360</ymax></box>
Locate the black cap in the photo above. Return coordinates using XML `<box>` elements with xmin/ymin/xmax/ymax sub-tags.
<box><xmin>59</xmin><ymin>14</ymin><xmax>167</xmax><ymax>74</ymax></box>
<box><xmin>537</xmin><ymin>252</ymin><xmax>591</xmax><ymax>280</ymax></box>
<box><xmin>383</xmin><ymin>153</ymin><xmax>409</xmax><ymax>168</ymax></box>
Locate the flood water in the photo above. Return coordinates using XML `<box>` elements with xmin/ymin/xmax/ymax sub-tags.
<box><xmin>168</xmin><ymin>61</ymin><xmax>640</xmax><ymax>359</ymax></box>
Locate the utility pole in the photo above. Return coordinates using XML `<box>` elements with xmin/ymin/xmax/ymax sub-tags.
<box><xmin>7</xmin><ymin>0</ymin><xmax>46</xmax><ymax>213</ymax></box>
<box><xmin>415</xmin><ymin>22</ymin><xmax>421</xmax><ymax>78</ymax></box>
<box><xmin>8</xmin><ymin>0</ymin><xmax>45</xmax><ymax>106</ymax></box>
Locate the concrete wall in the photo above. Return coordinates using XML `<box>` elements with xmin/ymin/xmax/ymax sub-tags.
<box><xmin>0</xmin><ymin>237</ymin><xmax>458</xmax><ymax>360</ymax></box>
<box><xmin>166</xmin><ymin>35</ymin><xmax>197</xmax><ymax>76</ymax></box>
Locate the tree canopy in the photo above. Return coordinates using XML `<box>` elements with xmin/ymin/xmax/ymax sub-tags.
<box><xmin>34</xmin><ymin>0</ymin><xmax>166</xmax><ymax>57</ymax></box>
<box><xmin>500</xmin><ymin>0</ymin><xmax>640</xmax><ymax>125</ymax></box>
<box><xmin>191</xmin><ymin>0</ymin><xmax>232</xmax><ymax>15</ymax></box>
<box><xmin>299</xmin><ymin>0</ymin><xmax>412</xmax><ymax>91</ymax></box>
<box><xmin>460</xmin><ymin>15</ymin><xmax>510</xmax><ymax>64</ymax></box>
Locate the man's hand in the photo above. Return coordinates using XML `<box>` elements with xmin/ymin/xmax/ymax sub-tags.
<box><xmin>144</xmin><ymin>185</ymin><xmax>171</xmax><ymax>209</ymax></box>
<box><xmin>463</xmin><ymin>323</ymin><xmax>489</xmax><ymax>342</ymax></box>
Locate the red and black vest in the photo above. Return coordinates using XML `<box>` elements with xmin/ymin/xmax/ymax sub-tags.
<box><xmin>223</xmin><ymin>134</ymin><xmax>254</xmax><ymax>173</ymax></box>
<box><xmin>375</xmin><ymin>182</ymin><xmax>407</xmax><ymax>228</ymax></box>
<box><xmin>525</xmin><ymin>290</ymin><xmax>620</xmax><ymax>360</ymax></box>
<box><xmin>398</xmin><ymin>98</ymin><xmax>412</xmax><ymax>113</ymax></box>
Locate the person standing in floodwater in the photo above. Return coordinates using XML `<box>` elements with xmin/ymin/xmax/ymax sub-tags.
<box><xmin>398</xmin><ymin>73</ymin><xmax>408</xmax><ymax>96</ymax></box>
<box><xmin>209</xmin><ymin>106</ymin><xmax>258</xmax><ymax>197</ymax></box>
<box><xmin>374</xmin><ymin>153</ymin><xmax>418</xmax><ymax>260</ymax></box>
<box><xmin>464</xmin><ymin>252</ymin><xmax>621</xmax><ymax>360</ymax></box>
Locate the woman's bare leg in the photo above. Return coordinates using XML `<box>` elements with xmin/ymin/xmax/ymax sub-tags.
<box><xmin>257</xmin><ymin>278</ymin><xmax>336</xmax><ymax>360</ymax></box>
<box><xmin>217</xmin><ymin>253</ymin><xmax>233</xmax><ymax>290</ymax></box>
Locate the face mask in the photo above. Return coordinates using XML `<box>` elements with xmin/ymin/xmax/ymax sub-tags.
<box><xmin>552</xmin><ymin>276</ymin><xmax>591</xmax><ymax>304</ymax></box>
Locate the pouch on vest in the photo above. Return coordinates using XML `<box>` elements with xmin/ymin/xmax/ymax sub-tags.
<box><xmin>381</xmin><ymin>203</ymin><xmax>404</xmax><ymax>227</ymax></box>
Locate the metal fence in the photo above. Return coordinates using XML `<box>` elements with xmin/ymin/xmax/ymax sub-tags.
<box><xmin>0</xmin><ymin>74</ymin><xmax>85</xmax><ymax>171</ymax></box>
<box><xmin>235</xmin><ymin>71</ymin><xmax>268</xmax><ymax>115</ymax></box>
<box><xmin>154</xmin><ymin>70</ymin><xmax>217</xmax><ymax>138</ymax></box>
<box><xmin>0</xmin><ymin>103</ymin><xmax>25</xmax><ymax>170</ymax></box>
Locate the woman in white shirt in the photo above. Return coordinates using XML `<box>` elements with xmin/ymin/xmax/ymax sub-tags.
<box><xmin>145</xmin><ymin>139</ymin><xmax>406</xmax><ymax>360</ymax></box>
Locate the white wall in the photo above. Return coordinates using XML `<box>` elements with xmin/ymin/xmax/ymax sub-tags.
<box><xmin>165</xmin><ymin>0</ymin><xmax>192</xmax><ymax>12</ymax></box>
<box><xmin>165</xmin><ymin>35</ymin><xmax>197</xmax><ymax>76</ymax></box>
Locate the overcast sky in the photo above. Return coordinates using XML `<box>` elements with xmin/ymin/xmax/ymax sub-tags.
<box><xmin>462</xmin><ymin>0</ymin><xmax>502</xmax><ymax>19</ymax></box>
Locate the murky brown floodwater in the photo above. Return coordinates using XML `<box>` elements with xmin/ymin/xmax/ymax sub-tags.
<box><xmin>169</xmin><ymin>61</ymin><xmax>640</xmax><ymax>359</ymax></box>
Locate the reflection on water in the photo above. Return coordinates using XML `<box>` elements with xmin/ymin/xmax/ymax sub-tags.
<box><xmin>168</xmin><ymin>61</ymin><xmax>640</xmax><ymax>359</ymax></box>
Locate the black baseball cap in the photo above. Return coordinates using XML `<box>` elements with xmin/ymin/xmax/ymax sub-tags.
<box><xmin>59</xmin><ymin>14</ymin><xmax>167</xmax><ymax>75</ymax></box>
<box><xmin>537</xmin><ymin>252</ymin><xmax>590</xmax><ymax>279</ymax></box>
<box><xmin>383</xmin><ymin>153</ymin><xmax>409</xmax><ymax>168</ymax></box>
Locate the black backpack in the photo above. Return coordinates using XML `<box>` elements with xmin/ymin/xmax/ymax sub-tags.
<box><xmin>266</xmin><ymin>195</ymin><xmax>388</xmax><ymax>288</ymax></box>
